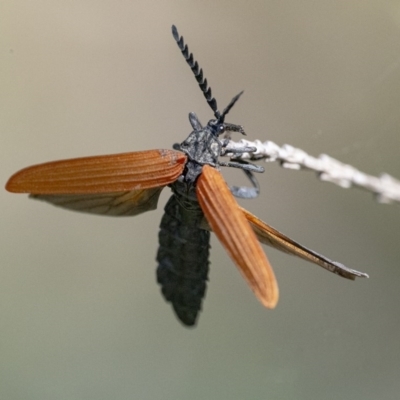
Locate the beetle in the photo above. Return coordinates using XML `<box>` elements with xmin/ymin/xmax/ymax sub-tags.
<box><xmin>6</xmin><ymin>25</ymin><xmax>368</xmax><ymax>327</ymax></box>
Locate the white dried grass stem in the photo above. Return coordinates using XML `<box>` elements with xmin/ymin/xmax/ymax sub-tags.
<box><xmin>226</xmin><ymin>139</ymin><xmax>400</xmax><ymax>204</ymax></box>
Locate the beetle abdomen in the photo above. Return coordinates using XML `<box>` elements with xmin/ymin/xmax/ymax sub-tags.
<box><xmin>156</xmin><ymin>190</ymin><xmax>210</xmax><ymax>326</ymax></box>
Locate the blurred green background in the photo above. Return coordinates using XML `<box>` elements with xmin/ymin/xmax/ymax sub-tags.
<box><xmin>2</xmin><ymin>1</ymin><xmax>400</xmax><ymax>399</ymax></box>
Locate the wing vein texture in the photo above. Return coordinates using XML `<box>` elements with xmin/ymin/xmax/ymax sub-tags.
<box><xmin>197</xmin><ymin>165</ymin><xmax>279</xmax><ymax>308</ymax></box>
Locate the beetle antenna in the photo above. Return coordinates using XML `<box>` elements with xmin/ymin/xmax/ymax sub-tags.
<box><xmin>172</xmin><ymin>25</ymin><xmax>221</xmax><ymax>120</ymax></box>
<box><xmin>219</xmin><ymin>91</ymin><xmax>244</xmax><ymax>123</ymax></box>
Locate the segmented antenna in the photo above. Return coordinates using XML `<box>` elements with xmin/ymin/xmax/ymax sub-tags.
<box><xmin>172</xmin><ymin>25</ymin><xmax>221</xmax><ymax>119</ymax></box>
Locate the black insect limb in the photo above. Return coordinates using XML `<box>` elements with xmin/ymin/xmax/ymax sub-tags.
<box><xmin>218</xmin><ymin>161</ymin><xmax>264</xmax><ymax>173</ymax></box>
<box><xmin>220</xmin><ymin>145</ymin><xmax>257</xmax><ymax>156</ymax></box>
<box><xmin>172</xmin><ymin>25</ymin><xmax>221</xmax><ymax>119</ymax></box>
<box><xmin>188</xmin><ymin>112</ymin><xmax>203</xmax><ymax>131</ymax></box>
<box><xmin>230</xmin><ymin>164</ymin><xmax>261</xmax><ymax>199</ymax></box>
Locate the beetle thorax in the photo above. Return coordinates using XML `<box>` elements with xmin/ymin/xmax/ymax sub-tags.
<box><xmin>179</xmin><ymin>126</ymin><xmax>222</xmax><ymax>166</ymax></box>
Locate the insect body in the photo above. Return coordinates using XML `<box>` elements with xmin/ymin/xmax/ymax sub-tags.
<box><xmin>157</xmin><ymin>179</ymin><xmax>210</xmax><ymax>326</ymax></box>
<box><xmin>6</xmin><ymin>26</ymin><xmax>368</xmax><ymax>327</ymax></box>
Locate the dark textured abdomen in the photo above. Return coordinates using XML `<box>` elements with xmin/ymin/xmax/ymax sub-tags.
<box><xmin>156</xmin><ymin>188</ymin><xmax>210</xmax><ymax>326</ymax></box>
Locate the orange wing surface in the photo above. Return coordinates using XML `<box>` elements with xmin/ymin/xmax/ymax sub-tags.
<box><xmin>6</xmin><ymin>149</ymin><xmax>186</xmax><ymax>194</ymax></box>
<box><xmin>197</xmin><ymin>165</ymin><xmax>279</xmax><ymax>309</ymax></box>
<box><xmin>241</xmin><ymin>207</ymin><xmax>369</xmax><ymax>280</ymax></box>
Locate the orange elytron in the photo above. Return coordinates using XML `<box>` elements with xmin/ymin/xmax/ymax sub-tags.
<box><xmin>6</xmin><ymin>26</ymin><xmax>368</xmax><ymax>326</ymax></box>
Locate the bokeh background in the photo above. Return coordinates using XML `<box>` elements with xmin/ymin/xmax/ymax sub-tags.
<box><xmin>2</xmin><ymin>2</ymin><xmax>400</xmax><ymax>399</ymax></box>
